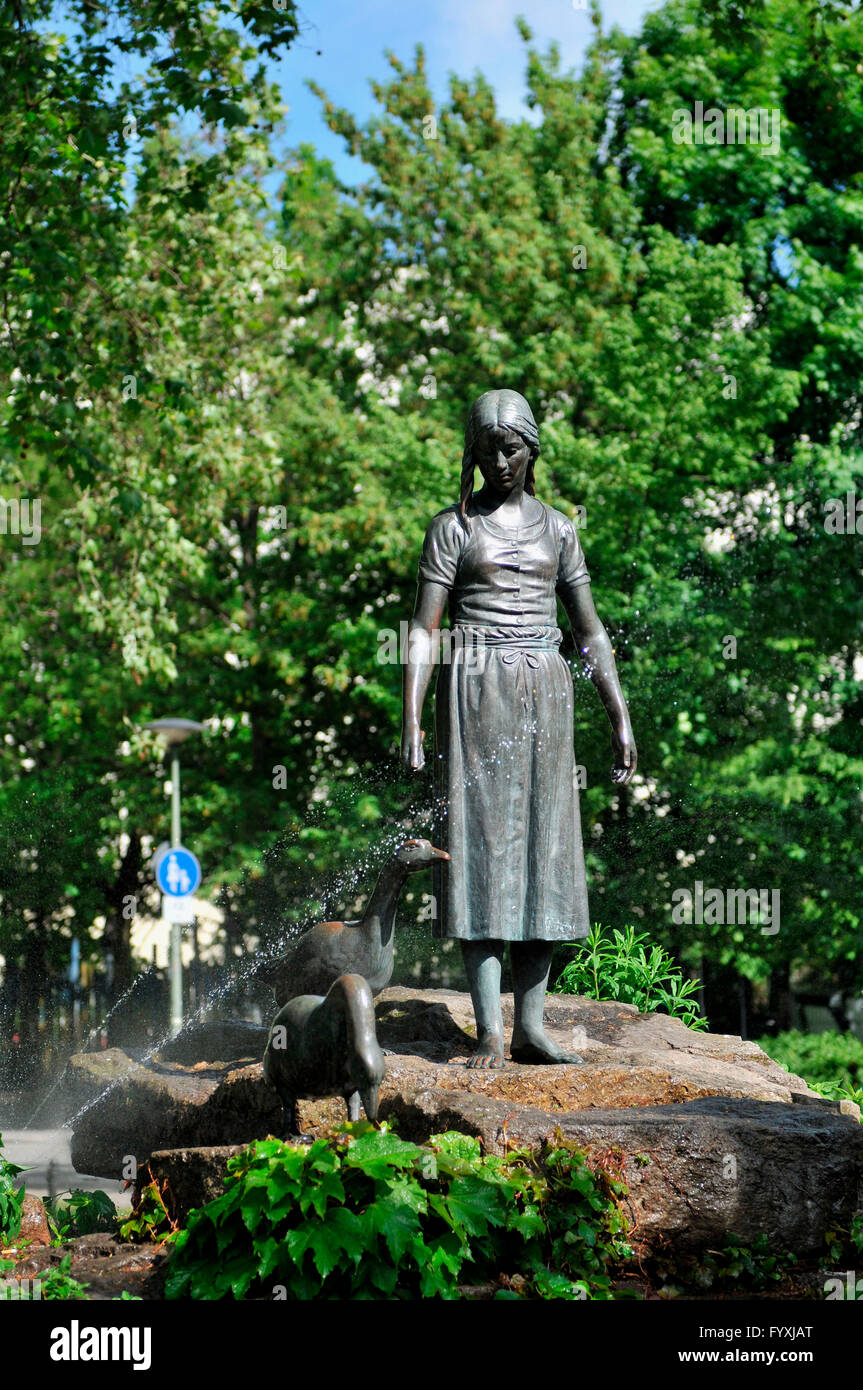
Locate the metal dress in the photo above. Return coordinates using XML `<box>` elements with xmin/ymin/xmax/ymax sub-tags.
<box><xmin>418</xmin><ymin>499</ymin><xmax>592</xmax><ymax>942</ymax></box>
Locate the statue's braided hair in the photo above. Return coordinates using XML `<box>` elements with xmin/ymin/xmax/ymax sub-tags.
<box><xmin>459</xmin><ymin>389</ymin><xmax>540</xmax><ymax>533</ymax></box>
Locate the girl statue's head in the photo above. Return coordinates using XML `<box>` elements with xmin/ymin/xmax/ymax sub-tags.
<box><xmin>459</xmin><ymin>389</ymin><xmax>541</xmax><ymax>530</ymax></box>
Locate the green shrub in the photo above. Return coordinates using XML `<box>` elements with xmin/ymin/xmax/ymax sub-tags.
<box><xmin>40</xmin><ymin>1254</ymin><xmax>90</xmax><ymax>1301</ymax></box>
<box><xmin>811</xmin><ymin>1080</ymin><xmax>863</xmax><ymax>1110</ymax></box>
<box><xmin>655</xmin><ymin>1233</ymin><xmax>798</xmax><ymax>1296</ymax></box>
<box><xmin>45</xmin><ymin>1189</ymin><xmax>118</xmax><ymax>1241</ymax></box>
<box><xmin>553</xmin><ymin>925</ymin><xmax>708</xmax><ymax>1030</ymax></box>
<box><xmin>697</xmin><ymin>1233</ymin><xmax>797</xmax><ymax>1291</ymax></box>
<box><xmin>0</xmin><ymin>1135</ymin><xmax>25</xmax><ymax>1242</ymax></box>
<box><xmin>756</xmin><ymin>1030</ymin><xmax>863</xmax><ymax>1095</ymax></box>
<box><xmin>756</xmin><ymin>1031</ymin><xmax>863</xmax><ymax>1120</ymax></box>
<box><xmin>824</xmin><ymin>1211</ymin><xmax>863</xmax><ymax>1267</ymax></box>
<box><xmin>164</xmin><ymin>1124</ymin><xmax>634</xmax><ymax>1301</ymax></box>
<box><xmin>119</xmin><ymin>1179</ymin><xmax>177</xmax><ymax>1244</ymax></box>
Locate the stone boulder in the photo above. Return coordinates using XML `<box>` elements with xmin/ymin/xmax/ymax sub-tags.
<box><xmin>383</xmin><ymin>1092</ymin><xmax>863</xmax><ymax>1257</ymax></box>
<box><xmin>4</xmin><ymin>1195</ymin><xmax>53</xmax><ymax>1250</ymax></box>
<box><xmin>153</xmin><ymin>1019</ymin><xmax>270</xmax><ymax>1067</ymax></box>
<box><xmin>135</xmin><ymin>1146</ymin><xmax>246</xmax><ymax>1226</ymax></box>
<box><xmin>70</xmin><ymin>1058</ymin><xmax>282</xmax><ymax>1182</ymax></box>
<box><xmin>140</xmin><ymin>1096</ymin><xmax>863</xmax><ymax>1260</ymax></box>
<box><xmin>71</xmin><ymin>986</ymin><xmax>863</xmax><ymax>1257</ymax></box>
<box><xmin>70</xmin><ymin>988</ymin><xmax>848</xmax><ymax>1184</ymax></box>
<box><xmin>64</xmin><ymin>1048</ymin><xmax>142</xmax><ymax>1125</ymax></box>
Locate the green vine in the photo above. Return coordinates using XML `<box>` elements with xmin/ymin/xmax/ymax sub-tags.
<box><xmin>164</xmin><ymin>1124</ymin><xmax>635</xmax><ymax>1301</ymax></box>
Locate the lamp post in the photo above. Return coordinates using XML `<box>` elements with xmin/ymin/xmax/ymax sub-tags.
<box><xmin>143</xmin><ymin>718</ymin><xmax>205</xmax><ymax>1036</ymax></box>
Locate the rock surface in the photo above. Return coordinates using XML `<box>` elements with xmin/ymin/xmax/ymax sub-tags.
<box><xmin>70</xmin><ymin>1057</ymin><xmax>282</xmax><ymax>1181</ymax></box>
<box><xmin>139</xmin><ymin>1097</ymin><xmax>863</xmax><ymax>1261</ymax></box>
<box><xmin>10</xmin><ymin>1234</ymin><xmax>165</xmax><ymax>1300</ymax></box>
<box><xmin>389</xmin><ymin>1092</ymin><xmax>863</xmax><ymax>1257</ymax></box>
<box><xmin>10</xmin><ymin>1194</ymin><xmax>52</xmax><ymax>1249</ymax></box>
<box><xmin>154</xmin><ymin>1019</ymin><xmax>270</xmax><ymax>1067</ymax></box>
<box><xmin>70</xmin><ymin>986</ymin><xmax>863</xmax><ymax>1257</ymax></box>
<box><xmin>64</xmin><ymin>1048</ymin><xmax>142</xmax><ymax>1124</ymax></box>
<box><xmin>136</xmin><ymin>1146</ymin><xmax>246</xmax><ymax>1227</ymax></box>
<box><xmin>69</xmin><ymin>987</ymin><xmax>842</xmax><ymax>1177</ymax></box>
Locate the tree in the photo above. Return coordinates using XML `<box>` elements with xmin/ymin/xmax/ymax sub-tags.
<box><xmin>3</xmin><ymin>2</ymin><xmax>861</xmax><ymax>1050</ymax></box>
<box><xmin>0</xmin><ymin>0</ymin><xmax>302</xmax><ymax>1056</ymax></box>
<box><xmin>600</xmin><ymin>0</ymin><xmax>863</xmax><ymax>1023</ymax></box>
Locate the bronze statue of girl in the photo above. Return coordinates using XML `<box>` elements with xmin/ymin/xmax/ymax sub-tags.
<box><xmin>402</xmin><ymin>389</ymin><xmax>637</xmax><ymax>1067</ymax></box>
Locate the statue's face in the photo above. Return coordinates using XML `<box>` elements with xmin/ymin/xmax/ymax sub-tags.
<box><xmin>474</xmin><ymin>425</ymin><xmax>532</xmax><ymax>496</ymax></box>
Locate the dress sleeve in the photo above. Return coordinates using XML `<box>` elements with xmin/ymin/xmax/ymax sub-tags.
<box><xmin>417</xmin><ymin>509</ymin><xmax>464</xmax><ymax>590</ymax></box>
<box><xmin>556</xmin><ymin>519</ymin><xmax>591</xmax><ymax>591</ymax></box>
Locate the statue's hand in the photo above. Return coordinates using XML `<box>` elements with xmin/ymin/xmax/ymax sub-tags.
<box><xmin>611</xmin><ymin>723</ymin><xmax>637</xmax><ymax>785</ymax></box>
<box><xmin>401</xmin><ymin>721</ymin><xmax>426</xmax><ymax>773</ymax></box>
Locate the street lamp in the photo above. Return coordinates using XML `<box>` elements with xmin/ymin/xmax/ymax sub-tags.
<box><xmin>143</xmin><ymin>718</ymin><xmax>206</xmax><ymax>1035</ymax></box>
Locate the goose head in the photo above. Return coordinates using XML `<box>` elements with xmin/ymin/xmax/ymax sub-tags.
<box><xmin>392</xmin><ymin>838</ymin><xmax>450</xmax><ymax>873</ymax></box>
<box><xmin>346</xmin><ymin>1041</ymin><xmax>387</xmax><ymax>1121</ymax></box>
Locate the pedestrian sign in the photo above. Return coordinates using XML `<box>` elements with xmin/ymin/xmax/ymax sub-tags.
<box><xmin>157</xmin><ymin>846</ymin><xmax>201</xmax><ymax>897</ymax></box>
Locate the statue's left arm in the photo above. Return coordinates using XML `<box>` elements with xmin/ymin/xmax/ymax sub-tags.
<box><xmin>559</xmin><ymin>578</ymin><xmax>637</xmax><ymax>786</ymax></box>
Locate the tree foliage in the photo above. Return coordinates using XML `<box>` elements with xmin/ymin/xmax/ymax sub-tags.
<box><xmin>0</xmin><ymin>0</ymin><xmax>861</xmax><ymax>1044</ymax></box>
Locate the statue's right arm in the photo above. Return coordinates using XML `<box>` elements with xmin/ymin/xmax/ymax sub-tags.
<box><xmin>401</xmin><ymin>579</ymin><xmax>449</xmax><ymax>772</ymax></box>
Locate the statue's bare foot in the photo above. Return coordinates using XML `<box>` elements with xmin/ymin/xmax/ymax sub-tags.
<box><xmin>510</xmin><ymin>1028</ymin><xmax>584</xmax><ymax>1065</ymax></box>
<box><xmin>466</xmin><ymin>1033</ymin><xmax>505</xmax><ymax>1069</ymax></box>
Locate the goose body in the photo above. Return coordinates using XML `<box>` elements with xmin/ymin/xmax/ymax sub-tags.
<box><xmin>266</xmin><ymin>839</ymin><xmax>449</xmax><ymax>1006</ymax></box>
<box><xmin>263</xmin><ymin>973</ymin><xmax>386</xmax><ymax>1134</ymax></box>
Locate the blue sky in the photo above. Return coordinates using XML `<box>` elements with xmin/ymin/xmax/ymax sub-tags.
<box><xmin>270</xmin><ymin>0</ymin><xmax>662</xmax><ymax>183</ymax></box>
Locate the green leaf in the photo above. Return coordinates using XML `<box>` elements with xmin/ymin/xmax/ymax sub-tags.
<box><xmin>442</xmin><ymin>1176</ymin><xmax>507</xmax><ymax>1237</ymax></box>
<box><xmin>341</xmin><ymin>1129</ymin><xmax>424</xmax><ymax>1179</ymax></box>
<box><xmin>429</xmin><ymin>1132</ymin><xmax>482</xmax><ymax>1162</ymax></box>
<box><xmin>366</xmin><ymin>1190</ymin><xmax>425</xmax><ymax>1262</ymax></box>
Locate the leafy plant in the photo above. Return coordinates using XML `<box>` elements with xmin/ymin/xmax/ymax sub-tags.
<box><xmin>40</xmin><ymin>1255</ymin><xmax>90</xmax><ymax>1301</ymax></box>
<box><xmin>810</xmin><ymin>1081</ymin><xmax>863</xmax><ymax>1114</ymax></box>
<box><xmin>824</xmin><ymin>1211</ymin><xmax>863</xmax><ymax>1267</ymax></box>
<box><xmin>654</xmin><ymin>1233</ymin><xmax>798</xmax><ymax>1296</ymax></box>
<box><xmin>553</xmin><ymin>925</ymin><xmax>709</xmax><ymax>1030</ymax></box>
<box><xmin>0</xmin><ymin>1135</ymin><xmax>26</xmax><ymax>1242</ymax></box>
<box><xmin>164</xmin><ymin>1125</ymin><xmax>634</xmax><ymax>1301</ymax></box>
<box><xmin>45</xmin><ymin>1190</ymin><xmax>118</xmax><ymax>1241</ymax></box>
<box><xmin>519</xmin><ymin>1144</ymin><xmax>634</xmax><ymax>1302</ymax></box>
<box><xmin>756</xmin><ymin>1031</ymin><xmax>863</xmax><ymax>1094</ymax></box>
<box><xmin>118</xmin><ymin>1180</ymin><xmax>178</xmax><ymax>1245</ymax></box>
<box><xmin>697</xmin><ymin>1234</ymin><xmax>797</xmax><ymax>1291</ymax></box>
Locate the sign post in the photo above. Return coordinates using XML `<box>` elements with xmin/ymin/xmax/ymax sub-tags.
<box><xmin>157</xmin><ymin>845</ymin><xmax>202</xmax><ymax>1036</ymax></box>
<box><xmin>142</xmin><ymin>718</ymin><xmax>206</xmax><ymax>1040</ymax></box>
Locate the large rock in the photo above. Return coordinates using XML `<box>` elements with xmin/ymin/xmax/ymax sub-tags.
<box><xmin>71</xmin><ymin>986</ymin><xmax>863</xmax><ymax>1257</ymax></box>
<box><xmin>70</xmin><ymin>988</ymin><xmax>842</xmax><ymax>1184</ymax></box>
<box><xmin>64</xmin><ymin>1048</ymin><xmax>142</xmax><ymax>1125</ymax></box>
<box><xmin>70</xmin><ymin>1059</ymin><xmax>282</xmax><ymax>1182</ymax></box>
<box><xmin>136</xmin><ymin>1146</ymin><xmax>246</xmax><ymax>1226</ymax></box>
<box><xmin>383</xmin><ymin>1093</ymin><xmax>863</xmax><ymax>1258</ymax></box>
<box><xmin>154</xmin><ymin>1020</ymin><xmax>270</xmax><ymax>1067</ymax></box>
<box><xmin>141</xmin><ymin>1096</ymin><xmax>863</xmax><ymax>1260</ymax></box>
<box><xmin>9</xmin><ymin>1195</ymin><xmax>52</xmax><ymax>1250</ymax></box>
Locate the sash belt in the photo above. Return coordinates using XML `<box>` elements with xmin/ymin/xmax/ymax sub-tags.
<box><xmin>453</xmin><ymin>626</ymin><xmax>563</xmax><ymax>679</ymax></box>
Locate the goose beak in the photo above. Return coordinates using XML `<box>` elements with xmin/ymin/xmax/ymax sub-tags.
<box><xmin>360</xmin><ymin>1086</ymin><xmax>380</xmax><ymax>1122</ymax></box>
<box><xmin>434</xmin><ymin>848</ymin><xmax>450</xmax><ymax>862</ymax></box>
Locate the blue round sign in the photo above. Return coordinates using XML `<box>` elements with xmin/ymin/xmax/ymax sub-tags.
<box><xmin>157</xmin><ymin>846</ymin><xmax>201</xmax><ymax>897</ymax></box>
